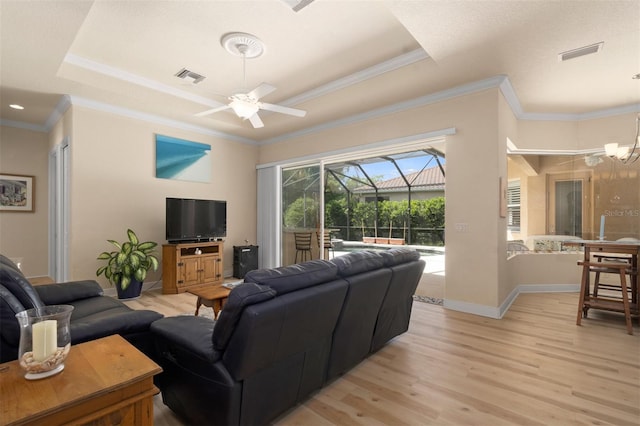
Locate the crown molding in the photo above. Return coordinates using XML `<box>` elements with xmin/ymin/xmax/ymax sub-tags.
<box><xmin>4</xmin><ymin>49</ymin><xmax>638</xmax><ymax>143</ymax></box>
<box><xmin>257</xmin><ymin>127</ymin><xmax>455</xmax><ymax>169</ymax></box>
<box><xmin>69</xmin><ymin>96</ymin><xmax>258</xmax><ymax>145</ymax></box>
<box><xmin>44</xmin><ymin>95</ymin><xmax>72</xmax><ymax>131</ymax></box>
<box><xmin>63</xmin><ymin>54</ymin><xmax>223</xmax><ymax>109</ymax></box>
<box><xmin>279</xmin><ymin>49</ymin><xmax>429</xmax><ymax>108</ymax></box>
<box><xmin>0</xmin><ymin>119</ymin><xmax>47</xmax><ymax>133</ymax></box>
<box><xmin>261</xmin><ymin>75</ymin><xmax>506</xmax><ymax>145</ymax></box>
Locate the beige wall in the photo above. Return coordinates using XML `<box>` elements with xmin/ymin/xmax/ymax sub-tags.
<box><xmin>1</xmin><ymin>107</ymin><xmax>258</xmax><ymax>286</ymax></box>
<box><xmin>497</xmin><ymin>94</ymin><xmax>518</xmax><ymax>304</ymax></box>
<box><xmin>507</xmin><ymin>252</ymin><xmax>582</xmax><ymax>287</ymax></box>
<box><xmin>258</xmin><ymin>89</ymin><xmax>636</xmax><ymax>311</ymax></box>
<box><xmin>516</xmin><ymin>113</ymin><xmax>636</xmax><ymax>152</ymax></box>
<box><xmin>67</xmin><ymin>106</ymin><xmax>259</xmax><ymax>285</ymax></box>
<box><xmin>0</xmin><ymin>126</ymin><xmax>49</xmax><ymax>276</ymax></box>
<box><xmin>260</xmin><ymin>88</ymin><xmax>509</xmax><ymax>308</ymax></box>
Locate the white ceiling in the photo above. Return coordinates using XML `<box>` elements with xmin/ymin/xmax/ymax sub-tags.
<box><xmin>1</xmin><ymin>0</ymin><xmax>639</xmax><ymax>144</ymax></box>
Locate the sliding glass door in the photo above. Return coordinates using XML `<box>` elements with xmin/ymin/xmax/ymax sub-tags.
<box><xmin>281</xmin><ymin>163</ymin><xmax>322</xmax><ymax>265</ymax></box>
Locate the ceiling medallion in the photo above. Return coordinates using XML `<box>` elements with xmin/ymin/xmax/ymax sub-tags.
<box><xmin>221</xmin><ymin>33</ymin><xmax>265</xmax><ymax>59</ymax></box>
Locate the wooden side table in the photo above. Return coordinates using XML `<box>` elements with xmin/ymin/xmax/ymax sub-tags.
<box><xmin>188</xmin><ymin>284</ymin><xmax>232</xmax><ymax>318</ymax></box>
<box><xmin>0</xmin><ymin>334</ymin><xmax>162</xmax><ymax>425</ymax></box>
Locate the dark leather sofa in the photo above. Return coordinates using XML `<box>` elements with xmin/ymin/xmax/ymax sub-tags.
<box><xmin>151</xmin><ymin>248</ymin><xmax>425</xmax><ymax>425</ymax></box>
<box><xmin>0</xmin><ymin>254</ymin><xmax>163</xmax><ymax>363</ymax></box>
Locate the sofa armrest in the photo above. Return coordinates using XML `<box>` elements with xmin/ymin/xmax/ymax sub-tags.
<box><xmin>35</xmin><ymin>280</ymin><xmax>104</xmax><ymax>305</ymax></box>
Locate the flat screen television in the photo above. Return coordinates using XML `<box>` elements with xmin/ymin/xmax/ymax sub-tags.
<box><xmin>166</xmin><ymin>197</ymin><xmax>227</xmax><ymax>243</ymax></box>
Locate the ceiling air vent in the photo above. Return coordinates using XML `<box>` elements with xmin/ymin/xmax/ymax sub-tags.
<box><xmin>174</xmin><ymin>68</ymin><xmax>206</xmax><ymax>84</ymax></box>
<box><xmin>558</xmin><ymin>42</ymin><xmax>603</xmax><ymax>62</ymax></box>
<box><xmin>280</xmin><ymin>0</ymin><xmax>315</xmax><ymax>12</ymax></box>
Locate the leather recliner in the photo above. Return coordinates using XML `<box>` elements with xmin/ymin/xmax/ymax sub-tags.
<box><xmin>151</xmin><ymin>249</ymin><xmax>425</xmax><ymax>426</ymax></box>
<box><xmin>0</xmin><ymin>254</ymin><xmax>163</xmax><ymax>363</ymax></box>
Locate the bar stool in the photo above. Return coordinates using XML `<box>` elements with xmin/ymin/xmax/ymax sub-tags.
<box><xmin>316</xmin><ymin>231</ymin><xmax>334</xmax><ymax>259</ymax></box>
<box><xmin>593</xmin><ymin>238</ymin><xmax>639</xmax><ymax>301</ymax></box>
<box><xmin>294</xmin><ymin>232</ymin><xmax>312</xmax><ymax>263</ymax></box>
<box><xmin>576</xmin><ymin>242</ymin><xmax>639</xmax><ymax>335</ymax></box>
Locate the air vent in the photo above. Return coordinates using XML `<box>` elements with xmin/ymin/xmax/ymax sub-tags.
<box><xmin>280</xmin><ymin>0</ymin><xmax>315</xmax><ymax>12</ymax></box>
<box><xmin>174</xmin><ymin>68</ymin><xmax>206</xmax><ymax>84</ymax></box>
<box><xmin>558</xmin><ymin>42</ymin><xmax>603</xmax><ymax>62</ymax></box>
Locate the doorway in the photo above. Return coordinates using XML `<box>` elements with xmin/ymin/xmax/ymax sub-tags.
<box><xmin>547</xmin><ymin>171</ymin><xmax>592</xmax><ymax>237</ymax></box>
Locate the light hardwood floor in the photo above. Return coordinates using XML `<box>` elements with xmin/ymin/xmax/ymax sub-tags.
<box><xmin>124</xmin><ymin>290</ymin><xmax>640</xmax><ymax>426</ymax></box>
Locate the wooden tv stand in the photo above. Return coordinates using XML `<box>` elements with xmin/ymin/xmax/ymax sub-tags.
<box><xmin>162</xmin><ymin>241</ymin><xmax>224</xmax><ymax>294</ymax></box>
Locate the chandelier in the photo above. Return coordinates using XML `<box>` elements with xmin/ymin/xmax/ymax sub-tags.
<box><xmin>604</xmin><ymin>114</ymin><xmax>639</xmax><ymax>164</ymax></box>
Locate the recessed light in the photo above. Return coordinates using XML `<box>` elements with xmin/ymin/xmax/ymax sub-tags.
<box><xmin>633</xmin><ymin>73</ymin><xmax>640</xmax><ymax>80</ymax></box>
<box><xmin>9</xmin><ymin>104</ymin><xmax>24</xmax><ymax>110</ymax></box>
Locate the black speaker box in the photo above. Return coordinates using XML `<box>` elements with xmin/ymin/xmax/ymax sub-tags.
<box><xmin>233</xmin><ymin>245</ymin><xmax>258</xmax><ymax>278</ymax></box>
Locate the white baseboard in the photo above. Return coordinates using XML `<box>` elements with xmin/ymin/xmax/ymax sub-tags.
<box><xmin>443</xmin><ymin>283</ymin><xmax>580</xmax><ymax>319</ymax></box>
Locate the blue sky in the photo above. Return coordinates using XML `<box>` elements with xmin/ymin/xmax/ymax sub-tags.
<box><xmin>353</xmin><ymin>155</ymin><xmax>445</xmax><ymax>181</ymax></box>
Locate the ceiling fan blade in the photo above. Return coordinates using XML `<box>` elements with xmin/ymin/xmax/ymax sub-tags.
<box><xmin>195</xmin><ymin>105</ymin><xmax>231</xmax><ymax>117</ymax></box>
<box><xmin>247</xmin><ymin>83</ymin><xmax>276</xmax><ymax>100</ymax></box>
<box><xmin>248</xmin><ymin>113</ymin><xmax>264</xmax><ymax>128</ymax></box>
<box><xmin>260</xmin><ymin>102</ymin><xmax>307</xmax><ymax>117</ymax></box>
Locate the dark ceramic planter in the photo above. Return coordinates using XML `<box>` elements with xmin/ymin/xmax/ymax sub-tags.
<box><xmin>116</xmin><ymin>279</ymin><xmax>143</xmax><ymax>300</ymax></box>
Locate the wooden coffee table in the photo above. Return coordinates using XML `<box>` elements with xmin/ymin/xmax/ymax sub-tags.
<box><xmin>0</xmin><ymin>334</ymin><xmax>161</xmax><ymax>425</ymax></box>
<box><xmin>188</xmin><ymin>284</ymin><xmax>232</xmax><ymax>318</ymax></box>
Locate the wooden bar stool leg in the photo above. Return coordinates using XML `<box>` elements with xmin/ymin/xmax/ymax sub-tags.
<box><xmin>618</xmin><ymin>270</ymin><xmax>633</xmax><ymax>335</ymax></box>
<box><xmin>577</xmin><ymin>262</ymin><xmax>590</xmax><ymax>325</ymax></box>
<box><xmin>593</xmin><ymin>270</ymin><xmax>601</xmax><ymax>297</ymax></box>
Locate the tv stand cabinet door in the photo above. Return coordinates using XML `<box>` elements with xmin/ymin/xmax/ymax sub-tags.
<box><xmin>181</xmin><ymin>257</ymin><xmax>202</xmax><ymax>287</ymax></box>
<box><xmin>201</xmin><ymin>255</ymin><xmax>223</xmax><ymax>284</ymax></box>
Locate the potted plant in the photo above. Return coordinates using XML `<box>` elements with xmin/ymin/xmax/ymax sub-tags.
<box><xmin>96</xmin><ymin>229</ymin><xmax>159</xmax><ymax>299</ymax></box>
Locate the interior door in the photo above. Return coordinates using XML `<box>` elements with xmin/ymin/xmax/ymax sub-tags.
<box><xmin>547</xmin><ymin>171</ymin><xmax>592</xmax><ymax>237</ymax></box>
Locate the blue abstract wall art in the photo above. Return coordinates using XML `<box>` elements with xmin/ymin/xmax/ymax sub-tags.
<box><xmin>155</xmin><ymin>134</ymin><xmax>211</xmax><ymax>183</ymax></box>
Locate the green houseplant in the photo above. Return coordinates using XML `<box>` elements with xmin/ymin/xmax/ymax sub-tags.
<box><xmin>96</xmin><ymin>229</ymin><xmax>159</xmax><ymax>299</ymax></box>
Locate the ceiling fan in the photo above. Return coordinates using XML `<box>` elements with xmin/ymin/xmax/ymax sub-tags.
<box><xmin>195</xmin><ymin>33</ymin><xmax>306</xmax><ymax>129</ymax></box>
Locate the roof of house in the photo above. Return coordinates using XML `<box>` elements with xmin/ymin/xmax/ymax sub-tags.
<box><xmin>353</xmin><ymin>164</ymin><xmax>445</xmax><ymax>194</ymax></box>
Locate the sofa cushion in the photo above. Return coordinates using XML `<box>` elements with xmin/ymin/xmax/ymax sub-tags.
<box><xmin>243</xmin><ymin>260</ymin><xmax>338</xmax><ymax>295</ymax></box>
<box><xmin>212</xmin><ymin>283</ymin><xmax>276</xmax><ymax>351</ymax></box>
<box><xmin>35</xmin><ymin>280</ymin><xmax>104</xmax><ymax>305</ymax></box>
<box><xmin>379</xmin><ymin>248</ymin><xmax>421</xmax><ymax>266</ymax></box>
<box><xmin>68</xmin><ymin>296</ymin><xmax>163</xmax><ymax>343</ymax></box>
<box><xmin>330</xmin><ymin>250</ymin><xmax>385</xmax><ymax>277</ymax></box>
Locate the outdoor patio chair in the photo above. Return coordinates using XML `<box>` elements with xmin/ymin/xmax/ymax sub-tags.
<box><xmin>294</xmin><ymin>232</ymin><xmax>312</xmax><ymax>263</ymax></box>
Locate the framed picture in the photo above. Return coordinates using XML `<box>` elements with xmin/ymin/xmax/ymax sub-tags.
<box><xmin>0</xmin><ymin>174</ymin><xmax>34</xmax><ymax>212</ymax></box>
<box><xmin>155</xmin><ymin>134</ymin><xmax>211</xmax><ymax>183</ymax></box>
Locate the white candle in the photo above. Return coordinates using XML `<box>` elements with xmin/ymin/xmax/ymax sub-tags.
<box><xmin>32</xmin><ymin>320</ymin><xmax>57</xmax><ymax>362</ymax></box>
<box><xmin>599</xmin><ymin>215</ymin><xmax>605</xmax><ymax>240</ymax></box>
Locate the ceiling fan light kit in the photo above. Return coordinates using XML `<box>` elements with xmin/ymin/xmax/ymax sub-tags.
<box><xmin>603</xmin><ymin>114</ymin><xmax>640</xmax><ymax>164</ymax></box>
<box><xmin>195</xmin><ymin>32</ymin><xmax>307</xmax><ymax>128</ymax></box>
<box><xmin>230</xmin><ymin>98</ymin><xmax>260</xmax><ymax>119</ymax></box>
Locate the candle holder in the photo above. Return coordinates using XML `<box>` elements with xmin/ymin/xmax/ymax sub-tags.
<box><xmin>15</xmin><ymin>305</ymin><xmax>74</xmax><ymax>380</ymax></box>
